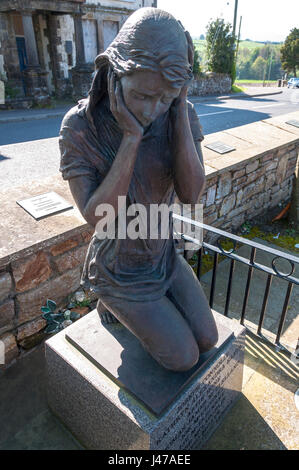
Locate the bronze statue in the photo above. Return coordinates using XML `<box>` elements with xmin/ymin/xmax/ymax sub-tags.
<box><xmin>59</xmin><ymin>8</ymin><xmax>218</xmax><ymax>372</ymax></box>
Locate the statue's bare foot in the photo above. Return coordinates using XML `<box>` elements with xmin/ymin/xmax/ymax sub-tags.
<box><xmin>97</xmin><ymin>299</ymin><xmax>120</xmax><ymax>324</ymax></box>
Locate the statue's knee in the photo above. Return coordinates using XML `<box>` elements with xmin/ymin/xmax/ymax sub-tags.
<box><xmin>164</xmin><ymin>343</ymin><xmax>200</xmax><ymax>372</ymax></box>
<box><xmin>199</xmin><ymin>329</ymin><xmax>219</xmax><ymax>353</ymax></box>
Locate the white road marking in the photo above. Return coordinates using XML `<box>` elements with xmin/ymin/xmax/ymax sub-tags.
<box><xmin>197</xmin><ymin>110</ymin><xmax>234</xmax><ymax>117</ymax></box>
<box><xmin>251</xmin><ymin>102</ymin><xmax>286</xmax><ymax>109</ymax></box>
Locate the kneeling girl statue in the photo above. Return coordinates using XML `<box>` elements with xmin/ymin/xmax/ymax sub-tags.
<box><xmin>59</xmin><ymin>8</ymin><xmax>218</xmax><ymax>372</ymax></box>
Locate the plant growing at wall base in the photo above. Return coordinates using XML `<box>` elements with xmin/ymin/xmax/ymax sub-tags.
<box><xmin>41</xmin><ymin>299</ymin><xmax>80</xmax><ymax>334</ymax></box>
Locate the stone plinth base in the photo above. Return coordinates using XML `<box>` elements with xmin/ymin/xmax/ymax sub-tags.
<box><xmin>45</xmin><ymin>310</ymin><xmax>245</xmax><ymax>450</ymax></box>
<box><xmin>71</xmin><ymin>64</ymin><xmax>94</xmax><ymax>101</ymax></box>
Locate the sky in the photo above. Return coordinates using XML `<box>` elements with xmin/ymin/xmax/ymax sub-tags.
<box><xmin>157</xmin><ymin>0</ymin><xmax>299</xmax><ymax>43</ymax></box>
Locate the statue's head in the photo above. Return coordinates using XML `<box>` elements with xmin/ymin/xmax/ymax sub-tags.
<box><xmin>90</xmin><ymin>8</ymin><xmax>193</xmax><ymax>126</ymax></box>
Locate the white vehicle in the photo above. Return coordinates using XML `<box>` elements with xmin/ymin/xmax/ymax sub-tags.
<box><xmin>287</xmin><ymin>77</ymin><xmax>299</xmax><ymax>88</ymax></box>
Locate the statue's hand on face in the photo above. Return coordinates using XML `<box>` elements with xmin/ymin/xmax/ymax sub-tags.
<box><xmin>108</xmin><ymin>69</ymin><xmax>144</xmax><ymax>141</ymax></box>
<box><xmin>120</xmin><ymin>71</ymin><xmax>181</xmax><ymax>129</ymax></box>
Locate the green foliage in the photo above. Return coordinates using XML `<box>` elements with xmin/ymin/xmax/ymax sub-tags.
<box><xmin>281</xmin><ymin>28</ymin><xmax>299</xmax><ymax>77</ymax></box>
<box><xmin>193</xmin><ymin>47</ymin><xmax>201</xmax><ymax>77</ymax></box>
<box><xmin>241</xmin><ymin>225</ymin><xmax>299</xmax><ymax>253</ymax></box>
<box><xmin>5</xmin><ymin>84</ymin><xmax>20</xmax><ymax>99</ymax></box>
<box><xmin>251</xmin><ymin>56</ymin><xmax>267</xmax><ymax>80</ymax></box>
<box><xmin>41</xmin><ymin>298</ymin><xmax>80</xmax><ymax>334</ymax></box>
<box><xmin>205</xmin><ymin>18</ymin><xmax>235</xmax><ymax>77</ymax></box>
<box><xmin>75</xmin><ymin>299</ymin><xmax>91</xmax><ymax>308</ymax></box>
<box><xmin>194</xmin><ymin>37</ymin><xmax>283</xmax><ymax>80</ymax></box>
<box><xmin>193</xmin><ymin>39</ymin><xmax>206</xmax><ymax>57</ymax></box>
<box><xmin>231</xmin><ymin>84</ymin><xmax>244</xmax><ymax>93</ymax></box>
<box><xmin>236</xmin><ymin>43</ymin><xmax>283</xmax><ymax>80</ymax></box>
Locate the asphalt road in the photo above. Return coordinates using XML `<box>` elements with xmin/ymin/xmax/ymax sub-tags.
<box><xmin>0</xmin><ymin>88</ymin><xmax>298</xmax><ymax>190</ymax></box>
<box><xmin>193</xmin><ymin>88</ymin><xmax>299</xmax><ymax>135</ymax></box>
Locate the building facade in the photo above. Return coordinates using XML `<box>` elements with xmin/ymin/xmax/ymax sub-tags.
<box><xmin>0</xmin><ymin>0</ymin><xmax>157</xmax><ymax>104</ymax></box>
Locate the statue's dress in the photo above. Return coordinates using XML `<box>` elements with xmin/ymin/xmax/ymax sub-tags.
<box><xmin>59</xmin><ymin>94</ymin><xmax>203</xmax><ymax>303</ymax></box>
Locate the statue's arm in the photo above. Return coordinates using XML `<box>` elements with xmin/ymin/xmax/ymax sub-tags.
<box><xmin>68</xmin><ymin>134</ymin><xmax>141</xmax><ymax>227</ymax></box>
<box><xmin>171</xmin><ymin>88</ymin><xmax>205</xmax><ymax>205</ymax></box>
<box><xmin>68</xmin><ymin>72</ymin><xmax>143</xmax><ymax>228</ymax></box>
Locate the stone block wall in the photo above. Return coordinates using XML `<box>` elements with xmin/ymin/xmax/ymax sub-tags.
<box><xmin>201</xmin><ymin>143</ymin><xmax>298</xmax><ymax>240</ymax></box>
<box><xmin>0</xmin><ymin>228</ymin><xmax>94</xmax><ymax>366</ymax></box>
<box><xmin>188</xmin><ymin>73</ymin><xmax>232</xmax><ymax>97</ymax></box>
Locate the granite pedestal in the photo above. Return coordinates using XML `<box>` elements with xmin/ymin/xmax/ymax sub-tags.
<box><xmin>45</xmin><ymin>309</ymin><xmax>245</xmax><ymax>450</ymax></box>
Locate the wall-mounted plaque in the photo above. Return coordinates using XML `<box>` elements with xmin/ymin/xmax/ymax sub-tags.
<box><xmin>17</xmin><ymin>191</ymin><xmax>73</xmax><ymax>220</ymax></box>
<box><xmin>204</xmin><ymin>141</ymin><xmax>236</xmax><ymax>155</ymax></box>
<box><xmin>286</xmin><ymin>120</ymin><xmax>299</xmax><ymax>129</ymax></box>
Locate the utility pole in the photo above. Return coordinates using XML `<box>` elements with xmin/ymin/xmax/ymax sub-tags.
<box><xmin>236</xmin><ymin>15</ymin><xmax>243</xmax><ymax>58</ymax></box>
<box><xmin>231</xmin><ymin>0</ymin><xmax>239</xmax><ymax>84</ymax></box>
<box><xmin>267</xmin><ymin>48</ymin><xmax>274</xmax><ymax>83</ymax></box>
<box><xmin>232</xmin><ymin>0</ymin><xmax>239</xmax><ymax>38</ymax></box>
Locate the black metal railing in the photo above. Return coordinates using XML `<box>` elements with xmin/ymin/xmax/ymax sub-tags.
<box><xmin>173</xmin><ymin>213</ymin><xmax>299</xmax><ymax>354</ymax></box>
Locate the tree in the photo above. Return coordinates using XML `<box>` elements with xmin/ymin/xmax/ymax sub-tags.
<box><xmin>193</xmin><ymin>48</ymin><xmax>201</xmax><ymax>77</ymax></box>
<box><xmin>249</xmin><ymin>47</ymin><xmax>260</xmax><ymax>64</ymax></box>
<box><xmin>205</xmin><ymin>18</ymin><xmax>235</xmax><ymax>79</ymax></box>
<box><xmin>236</xmin><ymin>44</ymin><xmax>283</xmax><ymax>80</ymax></box>
<box><xmin>199</xmin><ymin>34</ymin><xmax>205</xmax><ymax>40</ymax></box>
<box><xmin>251</xmin><ymin>56</ymin><xmax>267</xmax><ymax>80</ymax></box>
<box><xmin>281</xmin><ymin>28</ymin><xmax>299</xmax><ymax>77</ymax></box>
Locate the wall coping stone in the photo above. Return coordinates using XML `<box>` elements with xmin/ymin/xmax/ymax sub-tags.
<box><xmin>204</xmin><ymin>111</ymin><xmax>299</xmax><ymax>178</ymax></box>
<box><xmin>0</xmin><ymin>175</ymin><xmax>90</xmax><ymax>269</ymax></box>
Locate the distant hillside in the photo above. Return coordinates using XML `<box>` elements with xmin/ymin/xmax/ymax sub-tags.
<box><xmin>193</xmin><ymin>39</ymin><xmax>283</xmax><ymax>54</ymax></box>
<box><xmin>237</xmin><ymin>40</ymin><xmax>283</xmax><ymax>50</ymax></box>
<box><xmin>193</xmin><ymin>38</ymin><xmax>284</xmax><ymax>80</ymax></box>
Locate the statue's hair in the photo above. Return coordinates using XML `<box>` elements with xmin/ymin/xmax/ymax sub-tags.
<box><xmin>88</xmin><ymin>8</ymin><xmax>192</xmax><ymax>112</ymax></box>
<box><xmin>95</xmin><ymin>8</ymin><xmax>192</xmax><ymax>88</ymax></box>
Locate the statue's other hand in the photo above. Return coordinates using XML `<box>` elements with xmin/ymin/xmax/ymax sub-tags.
<box><xmin>170</xmin><ymin>84</ymin><xmax>188</xmax><ymax>117</ymax></box>
<box><xmin>169</xmin><ymin>84</ymin><xmax>189</xmax><ymax>134</ymax></box>
<box><xmin>108</xmin><ymin>69</ymin><xmax>144</xmax><ymax>141</ymax></box>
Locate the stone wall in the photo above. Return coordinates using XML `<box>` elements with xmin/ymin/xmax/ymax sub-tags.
<box><xmin>201</xmin><ymin>143</ymin><xmax>298</xmax><ymax>238</ymax></box>
<box><xmin>188</xmin><ymin>73</ymin><xmax>232</xmax><ymax>97</ymax></box>
<box><xmin>0</xmin><ymin>227</ymin><xmax>94</xmax><ymax>365</ymax></box>
<box><xmin>0</xmin><ymin>113</ymin><xmax>298</xmax><ymax>367</ymax></box>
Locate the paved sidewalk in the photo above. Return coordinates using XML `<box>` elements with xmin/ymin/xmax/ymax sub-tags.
<box><xmin>0</xmin><ymin>87</ymin><xmax>283</xmax><ymax>124</ymax></box>
<box><xmin>0</xmin><ymin>104</ymin><xmax>73</xmax><ymax>124</ymax></box>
